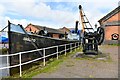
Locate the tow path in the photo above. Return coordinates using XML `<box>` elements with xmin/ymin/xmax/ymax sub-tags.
<box><xmin>33</xmin><ymin>45</ymin><xmax>118</xmax><ymax>78</ymax></box>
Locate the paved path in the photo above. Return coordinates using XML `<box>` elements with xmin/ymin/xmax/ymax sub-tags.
<box><xmin>33</xmin><ymin>45</ymin><xmax>119</xmax><ymax>78</ymax></box>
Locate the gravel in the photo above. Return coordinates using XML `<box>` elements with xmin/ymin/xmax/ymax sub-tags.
<box><xmin>33</xmin><ymin>45</ymin><xmax>119</xmax><ymax>78</ymax></box>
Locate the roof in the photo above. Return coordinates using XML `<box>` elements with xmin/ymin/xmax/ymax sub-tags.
<box><xmin>59</xmin><ymin>27</ymin><xmax>70</xmax><ymax>30</ymax></box>
<box><xmin>59</xmin><ymin>27</ymin><xmax>71</xmax><ymax>32</ymax></box>
<box><xmin>98</xmin><ymin>6</ymin><xmax>120</xmax><ymax>23</ymax></box>
<box><xmin>27</xmin><ymin>24</ymin><xmax>65</xmax><ymax>34</ymax></box>
<box><xmin>68</xmin><ymin>28</ymin><xmax>75</xmax><ymax>31</ymax></box>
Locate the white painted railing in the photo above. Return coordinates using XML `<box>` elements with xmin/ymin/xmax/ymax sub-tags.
<box><xmin>0</xmin><ymin>42</ymin><xmax>80</xmax><ymax>77</ymax></box>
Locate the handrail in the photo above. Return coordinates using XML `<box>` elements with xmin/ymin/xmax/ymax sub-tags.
<box><xmin>0</xmin><ymin>42</ymin><xmax>80</xmax><ymax>77</ymax></box>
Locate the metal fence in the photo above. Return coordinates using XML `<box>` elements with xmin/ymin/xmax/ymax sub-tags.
<box><xmin>0</xmin><ymin>42</ymin><xmax>80</xmax><ymax>77</ymax></box>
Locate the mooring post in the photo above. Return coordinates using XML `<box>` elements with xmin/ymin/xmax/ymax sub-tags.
<box><xmin>43</xmin><ymin>48</ymin><xmax>46</xmax><ymax>66</ymax></box>
<box><xmin>57</xmin><ymin>46</ymin><xmax>59</xmax><ymax>59</ymax></box>
<box><xmin>65</xmin><ymin>44</ymin><xmax>66</xmax><ymax>56</ymax></box>
<box><xmin>19</xmin><ymin>52</ymin><xmax>22</xmax><ymax>77</ymax></box>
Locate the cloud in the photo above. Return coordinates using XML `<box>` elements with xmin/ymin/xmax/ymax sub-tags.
<box><xmin>5</xmin><ymin>17</ymin><xmax>29</xmax><ymax>27</ymax></box>
<box><xmin>6</xmin><ymin>1</ymin><xmax>75</xmax><ymax>23</ymax></box>
<box><xmin>0</xmin><ymin>4</ymin><xmax>6</xmax><ymax>30</ymax></box>
<box><xmin>74</xmin><ymin>0</ymin><xmax>119</xmax><ymax>28</ymax></box>
<box><xmin>0</xmin><ymin>1</ymin><xmax>78</xmax><ymax>30</ymax></box>
<box><xmin>0</xmin><ymin>5</ymin><xmax>5</xmax><ymax>16</ymax></box>
<box><xmin>0</xmin><ymin>0</ymin><xmax>119</xmax><ymax>31</ymax></box>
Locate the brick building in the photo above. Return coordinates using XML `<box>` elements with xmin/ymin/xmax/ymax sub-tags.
<box><xmin>59</xmin><ymin>27</ymin><xmax>71</xmax><ymax>34</ymax></box>
<box><xmin>25</xmin><ymin>24</ymin><xmax>65</xmax><ymax>39</ymax></box>
<box><xmin>98</xmin><ymin>6</ymin><xmax>120</xmax><ymax>44</ymax></box>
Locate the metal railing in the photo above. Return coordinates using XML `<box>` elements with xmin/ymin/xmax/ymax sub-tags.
<box><xmin>0</xmin><ymin>42</ymin><xmax>80</xmax><ymax>77</ymax></box>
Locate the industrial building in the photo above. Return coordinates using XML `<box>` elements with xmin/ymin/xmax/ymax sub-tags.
<box><xmin>98</xmin><ymin>6</ymin><xmax>120</xmax><ymax>44</ymax></box>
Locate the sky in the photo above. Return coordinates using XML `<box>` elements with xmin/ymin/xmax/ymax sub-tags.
<box><xmin>0</xmin><ymin>0</ymin><xmax>119</xmax><ymax>31</ymax></box>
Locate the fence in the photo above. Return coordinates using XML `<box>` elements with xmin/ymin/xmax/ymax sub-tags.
<box><xmin>0</xmin><ymin>42</ymin><xmax>80</xmax><ymax>77</ymax></box>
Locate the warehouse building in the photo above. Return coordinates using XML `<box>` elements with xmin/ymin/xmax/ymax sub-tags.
<box><xmin>98</xmin><ymin>6</ymin><xmax>120</xmax><ymax>44</ymax></box>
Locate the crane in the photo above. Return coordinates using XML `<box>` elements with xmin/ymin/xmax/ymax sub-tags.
<box><xmin>79</xmin><ymin>5</ymin><xmax>105</xmax><ymax>54</ymax></box>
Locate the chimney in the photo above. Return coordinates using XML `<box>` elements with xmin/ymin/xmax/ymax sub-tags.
<box><xmin>75</xmin><ymin>21</ymin><xmax>79</xmax><ymax>33</ymax></box>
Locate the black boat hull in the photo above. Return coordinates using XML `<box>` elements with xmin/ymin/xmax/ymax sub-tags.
<box><xmin>0</xmin><ymin>22</ymin><xmax>80</xmax><ymax>75</ymax></box>
<box><xmin>9</xmin><ymin>31</ymin><xmax>79</xmax><ymax>64</ymax></box>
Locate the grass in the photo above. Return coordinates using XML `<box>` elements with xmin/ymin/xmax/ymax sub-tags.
<box><xmin>3</xmin><ymin>46</ymin><xmax>82</xmax><ymax>79</ymax></box>
<box><xmin>22</xmin><ymin>59</ymin><xmax>63</xmax><ymax>78</ymax></box>
<box><xmin>108</xmin><ymin>44</ymin><xmax>120</xmax><ymax>46</ymax></box>
<box><xmin>2</xmin><ymin>46</ymin><xmax>114</xmax><ymax>79</ymax></box>
<box><xmin>6</xmin><ymin>58</ymin><xmax>63</xmax><ymax>79</ymax></box>
<box><xmin>0</xmin><ymin>48</ymin><xmax>8</xmax><ymax>54</ymax></box>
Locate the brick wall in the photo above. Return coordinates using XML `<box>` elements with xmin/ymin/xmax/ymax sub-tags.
<box><xmin>25</xmin><ymin>25</ymin><xmax>39</xmax><ymax>33</ymax></box>
<box><xmin>52</xmin><ymin>34</ymin><xmax>60</xmax><ymax>38</ymax></box>
<box><xmin>101</xmin><ymin>11</ymin><xmax>120</xmax><ymax>24</ymax></box>
<box><xmin>101</xmin><ymin>12</ymin><xmax>120</xmax><ymax>41</ymax></box>
<box><xmin>59</xmin><ymin>27</ymin><xmax>70</xmax><ymax>33</ymax></box>
<box><xmin>25</xmin><ymin>24</ymin><xmax>64</xmax><ymax>39</ymax></box>
<box><xmin>107</xmin><ymin>11</ymin><xmax>120</xmax><ymax>22</ymax></box>
<box><xmin>105</xmin><ymin>26</ymin><xmax>120</xmax><ymax>40</ymax></box>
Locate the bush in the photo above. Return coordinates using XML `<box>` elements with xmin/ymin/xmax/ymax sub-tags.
<box><xmin>0</xmin><ymin>48</ymin><xmax>8</xmax><ymax>54</ymax></box>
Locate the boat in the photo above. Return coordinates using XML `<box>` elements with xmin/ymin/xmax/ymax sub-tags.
<box><xmin>0</xmin><ymin>21</ymin><xmax>80</xmax><ymax>76</ymax></box>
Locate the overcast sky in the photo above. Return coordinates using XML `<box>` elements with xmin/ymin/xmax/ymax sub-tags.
<box><xmin>0</xmin><ymin>0</ymin><xmax>119</xmax><ymax>30</ymax></box>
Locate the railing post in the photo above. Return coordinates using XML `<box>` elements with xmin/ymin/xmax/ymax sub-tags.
<box><xmin>70</xmin><ymin>43</ymin><xmax>72</xmax><ymax>52</ymax></box>
<box><xmin>43</xmin><ymin>48</ymin><xmax>46</xmax><ymax>66</ymax></box>
<box><xmin>19</xmin><ymin>52</ymin><xmax>22</xmax><ymax>77</ymax></box>
<box><xmin>78</xmin><ymin>42</ymin><xmax>79</xmax><ymax>49</ymax></box>
<box><xmin>6</xmin><ymin>51</ymin><xmax>9</xmax><ymax>68</ymax></box>
<box><xmin>57</xmin><ymin>46</ymin><xmax>58</xmax><ymax>59</ymax></box>
<box><xmin>65</xmin><ymin>44</ymin><xmax>66</xmax><ymax>56</ymax></box>
<box><xmin>75</xmin><ymin>43</ymin><xmax>76</xmax><ymax>51</ymax></box>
